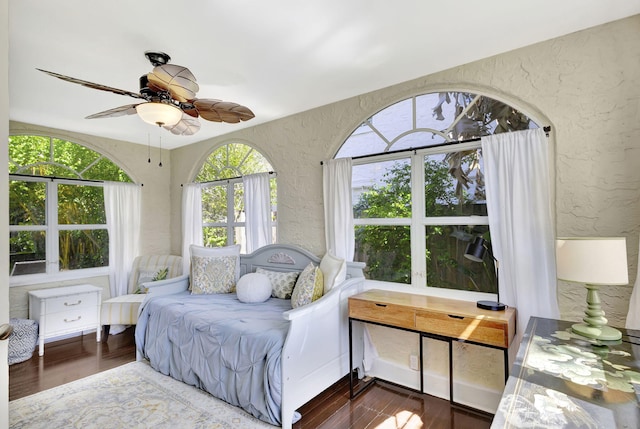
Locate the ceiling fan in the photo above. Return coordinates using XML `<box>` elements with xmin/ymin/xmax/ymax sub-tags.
<box><xmin>37</xmin><ymin>51</ymin><xmax>255</xmax><ymax>136</ymax></box>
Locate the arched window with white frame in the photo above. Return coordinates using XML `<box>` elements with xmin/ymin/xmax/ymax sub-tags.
<box><xmin>194</xmin><ymin>142</ymin><xmax>276</xmax><ymax>253</ymax></box>
<box><xmin>9</xmin><ymin>135</ymin><xmax>133</xmax><ymax>281</ymax></box>
<box><xmin>336</xmin><ymin>91</ymin><xmax>539</xmax><ymax>295</ymax></box>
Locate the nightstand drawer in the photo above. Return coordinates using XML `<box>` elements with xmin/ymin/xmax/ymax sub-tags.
<box><xmin>349</xmin><ymin>299</ymin><xmax>415</xmax><ymax>329</ymax></box>
<box><xmin>415</xmin><ymin>310</ymin><xmax>509</xmax><ymax>348</ymax></box>
<box><xmin>45</xmin><ymin>292</ymin><xmax>98</xmax><ymax>314</ymax></box>
<box><xmin>43</xmin><ymin>309</ymin><xmax>98</xmax><ymax>335</ymax></box>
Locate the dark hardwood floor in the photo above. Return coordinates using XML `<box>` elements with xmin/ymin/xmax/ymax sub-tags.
<box><xmin>9</xmin><ymin>328</ymin><xmax>493</xmax><ymax>428</ymax></box>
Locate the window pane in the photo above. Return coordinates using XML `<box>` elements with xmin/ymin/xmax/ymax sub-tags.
<box><xmin>9</xmin><ymin>231</ymin><xmax>47</xmax><ymax>275</ymax></box>
<box><xmin>59</xmin><ymin>229</ymin><xmax>109</xmax><ymax>270</ymax></box>
<box><xmin>353</xmin><ymin>159</ymin><xmax>411</xmax><ymax>219</ymax></box>
<box><xmin>83</xmin><ymin>157</ymin><xmax>132</xmax><ymax>182</ymax></box>
<box><xmin>424</xmin><ymin>149</ymin><xmax>486</xmax><ymax>217</ymax></box>
<box><xmin>203</xmin><ymin>226</ymin><xmax>227</xmax><ymax>247</ymax></box>
<box><xmin>53</xmin><ymin>138</ymin><xmax>100</xmax><ymax>175</ymax></box>
<box><xmin>355</xmin><ymin>225</ymin><xmax>410</xmax><ymax>283</ymax></box>
<box><xmin>8</xmin><ymin>135</ymin><xmax>51</xmax><ymax>174</ymax></box>
<box><xmin>202</xmin><ymin>185</ymin><xmax>227</xmax><ymax>223</ymax></box>
<box><xmin>426</xmin><ymin>225</ymin><xmax>496</xmax><ymax>293</ymax></box>
<box><xmin>58</xmin><ymin>184</ymin><xmax>106</xmax><ymax>225</ymax></box>
<box><xmin>370</xmin><ymin>99</ymin><xmax>413</xmax><ymax>143</ymax></box>
<box><xmin>9</xmin><ymin>180</ymin><xmax>46</xmax><ymax>225</ymax></box>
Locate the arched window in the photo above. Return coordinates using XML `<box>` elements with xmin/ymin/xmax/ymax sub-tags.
<box><xmin>336</xmin><ymin>91</ymin><xmax>539</xmax><ymax>294</ymax></box>
<box><xmin>9</xmin><ymin>135</ymin><xmax>132</xmax><ymax>280</ymax></box>
<box><xmin>194</xmin><ymin>142</ymin><xmax>276</xmax><ymax>252</ymax></box>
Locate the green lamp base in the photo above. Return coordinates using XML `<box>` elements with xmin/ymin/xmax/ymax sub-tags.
<box><xmin>571</xmin><ymin>323</ymin><xmax>622</xmax><ymax>341</ymax></box>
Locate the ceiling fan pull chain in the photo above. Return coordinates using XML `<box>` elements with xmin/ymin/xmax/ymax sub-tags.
<box><xmin>159</xmin><ymin>136</ymin><xmax>163</xmax><ymax>167</ymax></box>
<box><xmin>147</xmin><ymin>133</ymin><xmax>151</xmax><ymax>164</ymax></box>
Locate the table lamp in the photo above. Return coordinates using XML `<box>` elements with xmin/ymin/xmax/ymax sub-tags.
<box><xmin>556</xmin><ymin>237</ymin><xmax>628</xmax><ymax>341</ymax></box>
<box><xmin>464</xmin><ymin>236</ymin><xmax>505</xmax><ymax>311</ymax></box>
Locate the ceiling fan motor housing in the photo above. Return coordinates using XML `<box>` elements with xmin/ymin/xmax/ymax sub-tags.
<box><xmin>144</xmin><ymin>51</ymin><xmax>171</xmax><ymax>67</ymax></box>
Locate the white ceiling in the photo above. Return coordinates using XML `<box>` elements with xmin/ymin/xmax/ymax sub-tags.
<box><xmin>9</xmin><ymin>1</ymin><xmax>640</xmax><ymax>149</ymax></box>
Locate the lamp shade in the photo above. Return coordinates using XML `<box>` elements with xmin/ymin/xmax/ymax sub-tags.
<box><xmin>135</xmin><ymin>102</ymin><xmax>183</xmax><ymax>127</ymax></box>
<box><xmin>464</xmin><ymin>237</ymin><xmax>487</xmax><ymax>262</ymax></box>
<box><xmin>556</xmin><ymin>237</ymin><xmax>629</xmax><ymax>285</ymax></box>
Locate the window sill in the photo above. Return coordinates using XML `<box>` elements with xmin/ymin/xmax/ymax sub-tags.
<box><xmin>362</xmin><ymin>279</ymin><xmax>498</xmax><ymax>303</ymax></box>
<box><xmin>9</xmin><ymin>267</ymin><xmax>110</xmax><ymax>287</ymax></box>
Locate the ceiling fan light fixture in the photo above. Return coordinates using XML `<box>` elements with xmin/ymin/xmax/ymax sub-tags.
<box><xmin>135</xmin><ymin>102</ymin><xmax>182</xmax><ymax>127</ymax></box>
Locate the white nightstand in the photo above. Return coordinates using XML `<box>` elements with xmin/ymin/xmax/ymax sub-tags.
<box><xmin>28</xmin><ymin>284</ymin><xmax>102</xmax><ymax>356</ymax></box>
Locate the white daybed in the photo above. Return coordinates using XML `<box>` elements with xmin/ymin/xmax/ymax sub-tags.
<box><xmin>134</xmin><ymin>244</ymin><xmax>366</xmax><ymax>428</ymax></box>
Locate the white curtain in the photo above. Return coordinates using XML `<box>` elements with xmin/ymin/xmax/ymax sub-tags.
<box><xmin>323</xmin><ymin>158</ymin><xmax>354</xmax><ymax>261</ymax></box>
<box><xmin>482</xmin><ymin>128</ymin><xmax>560</xmax><ymax>341</ymax></box>
<box><xmin>625</xmin><ymin>236</ymin><xmax>640</xmax><ymax>329</ymax></box>
<box><xmin>181</xmin><ymin>183</ymin><xmax>203</xmax><ymax>274</ymax></box>
<box><xmin>243</xmin><ymin>173</ymin><xmax>273</xmax><ymax>253</ymax></box>
<box><xmin>104</xmin><ymin>182</ymin><xmax>141</xmax><ymax>299</ymax></box>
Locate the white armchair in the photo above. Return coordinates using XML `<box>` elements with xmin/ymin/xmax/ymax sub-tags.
<box><xmin>101</xmin><ymin>254</ymin><xmax>184</xmax><ymax>338</ymax></box>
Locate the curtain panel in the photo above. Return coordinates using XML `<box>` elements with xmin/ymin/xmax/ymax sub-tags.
<box><xmin>482</xmin><ymin>128</ymin><xmax>560</xmax><ymax>343</ymax></box>
<box><xmin>181</xmin><ymin>183</ymin><xmax>203</xmax><ymax>274</ymax></box>
<box><xmin>243</xmin><ymin>172</ymin><xmax>273</xmax><ymax>253</ymax></box>
<box><xmin>104</xmin><ymin>182</ymin><xmax>141</xmax><ymax>300</ymax></box>
<box><xmin>322</xmin><ymin>158</ymin><xmax>354</xmax><ymax>261</ymax></box>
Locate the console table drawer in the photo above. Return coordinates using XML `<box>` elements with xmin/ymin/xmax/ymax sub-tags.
<box><xmin>45</xmin><ymin>292</ymin><xmax>98</xmax><ymax>314</ymax></box>
<box><xmin>415</xmin><ymin>310</ymin><xmax>509</xmax><ymax>348</ymax></box>
<box><xmin>349</xmin><ymin>299</ymin><xmax>415</xmax><ymax>329</ymax></box>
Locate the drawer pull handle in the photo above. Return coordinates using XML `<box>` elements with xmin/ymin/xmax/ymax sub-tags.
<box><xmin>448</xmin><ymin>314</ymin><xmax>464</xmax><ymax>320</ymax></box>
<box><xmin>64</xmin><ymin>300</ymin><xmax>82</xmax><ymax>306</ymax></box>
<box><xmin>375</xmin><ymin>303</ymin><xmax>387</xmax><ymax>307</ymax></box>
<box><xmin>64</xmin><ymin>316</ymin><xmax>82</xmax><ymax>323</ymax></box>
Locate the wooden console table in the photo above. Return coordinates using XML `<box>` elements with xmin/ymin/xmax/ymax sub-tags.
<box><xmin>348</xmin><ymin>289</ymin><xmax>516</xmax><ymax>408</ymax></box>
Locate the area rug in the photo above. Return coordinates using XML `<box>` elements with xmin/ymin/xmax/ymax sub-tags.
<box><xmin>9</xmin><ymin>361</ymin><xmax>274</xmax><ymax>429</ymax></box>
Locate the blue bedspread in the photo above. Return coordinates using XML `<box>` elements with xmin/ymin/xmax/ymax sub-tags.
<box><xmin>135</xmin><ymin>292</ymin><xmax>291</xmax><ymax>425</ymax></box>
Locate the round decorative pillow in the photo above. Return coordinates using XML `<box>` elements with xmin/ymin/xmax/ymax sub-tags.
<box><xmin>236</xmin><ymin>272</ymin><xmax>272</xmax><ymax>303</ymax></box>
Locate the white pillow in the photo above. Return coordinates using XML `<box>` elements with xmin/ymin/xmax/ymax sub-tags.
<box><xmin>236</xmin><ymin>273</ymin><xmax>272</xmax><ymax>303</ymax></box>
<box><xmin>189</xmin><ymin>244</ymin><xmax>241</xmax><ymax>294</ymax></box>
<box><xmin>320</xmin><ymin>252</ymin><xmax>347</xmax><ymax>294</ymax></box>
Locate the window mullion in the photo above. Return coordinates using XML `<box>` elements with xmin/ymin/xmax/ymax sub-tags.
<box><xmin>411</xmin><ymin>153</ymin><xmax>426</xmax><ymax>287</ymax></box>
<box><xmin>227</xmin><ymin>182</ymin><xmax>235</xmax><ymax>246</ymax></box>
<box><xmin>46</xmin><ymin>181</ymin><xmax>59</xmax><ymax>273</ymax></box>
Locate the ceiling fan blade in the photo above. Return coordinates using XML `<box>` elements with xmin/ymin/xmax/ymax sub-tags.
<box><xmin>147</xmin><ymin>64</ymin><xmax>199</xmax><ymax>103</ymax></box>
<box><xmin>85</xmin><ymin>104</ymin><xmax>140</xmax><ymax>119</ymax></box>
<box><xmin>37</xmin><ymin>69</ymin><xmax>145</xmax><ymax>100</ymax></box>
<box><xmin>193</xmin><ymin>99</ymin><xmax>255</xmax><ymax>123</ymax></box>
<box><xmin>164</xmin><ymin>114</ymin><xmax>201</xmax><ymax>136</ymax></box>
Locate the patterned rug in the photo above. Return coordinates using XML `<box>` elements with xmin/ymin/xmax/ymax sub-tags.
<box><xmin>9</xmin><ymin>361</ymin><xmax>274</xmax><ymax>429</ymax></box>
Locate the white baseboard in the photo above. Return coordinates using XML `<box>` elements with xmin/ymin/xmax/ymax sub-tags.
<box><xmin>366</xmin><ymin>357</ymin><xmax>501</xmax><ymax>414</ymax></box>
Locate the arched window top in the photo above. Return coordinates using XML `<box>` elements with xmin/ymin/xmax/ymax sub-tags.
<box><xmin>9</xmin><ymin>135</ymin><xmax>132</xmax><ymax>182</ymax></box>
<box><xmin>336</xmin><ymin>91</ymin><xmax>539</xmax><ymax>158</ymax></box>
<box><xmin>195</xmin><ymin>142</ymin><xmax>273</xmax><ymax>182</ymax></box>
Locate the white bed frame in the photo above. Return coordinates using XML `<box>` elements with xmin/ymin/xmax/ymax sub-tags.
<box><xmin>136</xmin><ymin>244</ymin><xmax>366</xmax><ymax>429</ymax></box>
